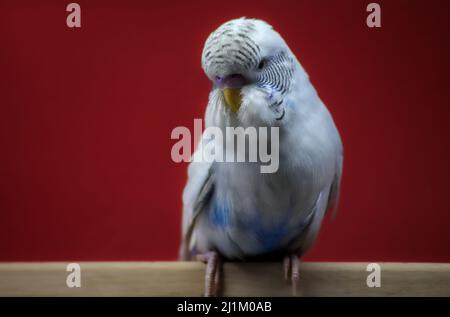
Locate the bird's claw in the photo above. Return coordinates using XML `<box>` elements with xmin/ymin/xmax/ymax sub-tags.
<box><xmin>283</xmin><ymin>254</ymin><xmax>300</xmax><ymax>296</ymax></box>
<box><xmin>196</xmin><ymin>251</ymin><xmax>221</xmax><ymax>297</ymax></box>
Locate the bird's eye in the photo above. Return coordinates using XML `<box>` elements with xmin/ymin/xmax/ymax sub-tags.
<box><xmin>257</xmin><ymin>59</ymin><xmax>266</xmax><ymax>70</ymax></box>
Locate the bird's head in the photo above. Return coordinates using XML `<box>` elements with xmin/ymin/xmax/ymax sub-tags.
<box><xmin>202</xmin><ymin>18</ymin><xmax>305</xmax><ymax>127</ymax></box>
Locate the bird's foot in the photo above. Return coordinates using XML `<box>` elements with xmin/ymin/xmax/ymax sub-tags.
<box><xmin>196</xmin><ymin>251</ymin><xmax>222</xmax><ymax>297</ymax></box>
<box><xmin>283</xmin><ymin>254</ymin><xmax>300</xmax><ymax>296</ymax></box>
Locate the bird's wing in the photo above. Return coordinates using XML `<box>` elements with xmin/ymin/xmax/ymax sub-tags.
<box><xmin>179</xmin><ymin>140</ymin><xmax>215</xmax><ymax>260</ymax></box>
<box><xmin>326</xmin><ymin>143</ymin><xmax>344</xmax><ymax>218</ymax></box>
<box><xmin>287</xmin><ymin>186</ymin><xmax>331</xmax><ymax>256</ymax></box>
<box><xmin>288</xmin><ymin>140</ymin><xmax>343</xmax><ymax>255</ymax></box>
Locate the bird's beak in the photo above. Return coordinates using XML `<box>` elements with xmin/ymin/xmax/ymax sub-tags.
<box><xmin>222</xmin><ymin>87</ymin><xmax>242</xmax><ymax>113</ymax></box>
<box><xmin>215</xmin><ymin>74</ymin><xmax>246</xmax><ymax>113</ymax></box>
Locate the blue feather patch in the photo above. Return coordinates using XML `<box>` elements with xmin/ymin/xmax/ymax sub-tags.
<box><xmin>239</xmin><ymin>209</ymin><xmax>292</xmax><ymax>253</ymax></box>
<box><xmin>209</xmin><ymin>199</ymin><xmax>231</xmax><ymax>227</ymax></box>
<box><xmin>285</xmin><ymin>98</ymin><xmax>296</xmax><ymax>109</ymax></box>
<box><xmin>256</xmin><ymin>224</ymin><xmax>288</xmax><ymax>252</ymax></box>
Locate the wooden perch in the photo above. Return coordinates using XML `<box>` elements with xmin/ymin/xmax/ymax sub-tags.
<box><xmin>0</xmin><ymin>262</ymin><xmax>449</xmax><ymax>296</ymax></box>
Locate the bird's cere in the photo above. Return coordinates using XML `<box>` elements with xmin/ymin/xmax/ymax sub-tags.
<box><xmin>214</xmin><ymin>74</ymin><xmax>247</xmax><ymax>89</ymax></box>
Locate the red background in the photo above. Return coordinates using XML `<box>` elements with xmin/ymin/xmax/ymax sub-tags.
<box><xmin>1</xmin><ymin>0</ymin><xmax>450</xmax><ymax>262</ymax></box>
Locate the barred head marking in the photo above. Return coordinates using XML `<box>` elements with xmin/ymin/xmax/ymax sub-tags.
<box><xmin>202</xmin><ymin>19</ymin><xmax>262</xmax><ymax>78</ymax></box>
<box><xmin>202</xmin><ymin>19</ymin><xmax>295</xmax><ymax>97</ymax></box>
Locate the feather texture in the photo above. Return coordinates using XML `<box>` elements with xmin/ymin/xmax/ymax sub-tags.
<box><xmin>180</xmin><ymin>18</ymin><xmax>343</xmax><ymax>261</ymax></box>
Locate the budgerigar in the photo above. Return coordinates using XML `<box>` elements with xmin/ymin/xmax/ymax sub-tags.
<box><xmin>180</xmin><ymin>18</ymin><xmax>343</xmax><ymax>296</ymax></box>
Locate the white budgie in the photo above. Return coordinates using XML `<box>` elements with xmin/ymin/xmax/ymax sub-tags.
<box><xmin>180</xmin><ymin>18</ymin><xmax>343</xmax><ymax>296</ymax></box>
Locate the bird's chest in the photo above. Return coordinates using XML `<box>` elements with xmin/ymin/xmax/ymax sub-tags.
<box><xmin>200</xmin><ymin>162</ymin><xmax>315</xmax><ymax>258</ymax></box>
<box><xmin>212</xmin><ymin>162</ymin><xmax>295</xmax><ymax>218</ymax></box>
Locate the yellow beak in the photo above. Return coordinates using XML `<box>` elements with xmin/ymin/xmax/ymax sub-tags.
<box><xmin>222</xmin><ymin>87</ymin><xmax>242</xmax><ymax>113</ymax></box>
